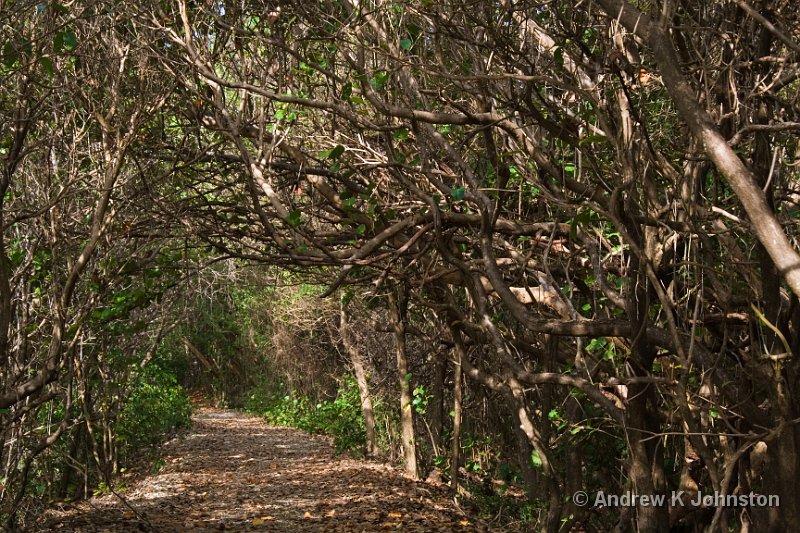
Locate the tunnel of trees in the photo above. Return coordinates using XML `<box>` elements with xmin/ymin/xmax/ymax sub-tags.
<box><xmin>2</xmin><ymin>0</ymin><xmax>800</xmax><ymax>531</ymax></box>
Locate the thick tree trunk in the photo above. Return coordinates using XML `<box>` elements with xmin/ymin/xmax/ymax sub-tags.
<box><xmin>624</xmin><ymin>256</ymin><xmax>669</xmax><ymax>532</ymax></box>
<box><xmin>624</xmin><ymin>386</ymin><xmax>669</xmax><ymax>533</ymax></box>
<box><xmin>746</xmin><ymin>420</ymin><xmax>800</xmax><ymax>532</ymax></box>
<box><xmin>389</xmin><ymin>285</ymin><xmax>418</xmax><ymax>479</ymax></box>
<box><xmin>340</xmin><ymin>302</ymin><xmax>377</xmax><ymax>456</ymax></box>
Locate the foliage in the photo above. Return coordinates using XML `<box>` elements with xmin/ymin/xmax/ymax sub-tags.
<box><xmin>461</xmin><ymin>481</ymin><xmax>544</xmax><ymax>528</ymax></box>
<box><xmin>245</xmin><ymin>377</ymin><xmax>367</xmax><ymax>455</ymax></box>
<box><xmin>116</xmin><ymin>365</ymin><xmax>193</xmax><ymax>459</ymax></box>
<box><xmin>3</xmin><ymin>0</ymin><xmax>800</xmax><ymax>530</ymax></box>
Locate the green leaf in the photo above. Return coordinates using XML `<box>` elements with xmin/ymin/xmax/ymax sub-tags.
<box><xmin>604</xmin><ymin>344</ymin><xmax>615</xmax><ymax>361</ymax></box>
<box><xmin>286</xmin><ymin>210</ymin><xmax>303</xmax><ymax>228</ymax></box>
<box><xmin>40</xmin><ymin>56</ymin><xmax>54</xmax><ymax>76</ymax></box>
<box><xmin>340</xmin><ymin>82</ymin><xmax>352</xmax><ymax>100</ymax></box>
<box><xmin>354</xmin><ymin>223</ymin><xmax>366</xmax><ymax>235</ymax></box>
<box><xmin>319</xmin><ymin>144</ymin><xmax>345</xmax><ymax>160</ymax></box>
<box><xmin>580</xmin><ymin>134</ymin><xmax>608</xmax><ymax>145</ymax></box>
<box><xmin>570</xmin><ymin>208</ymin><xmax>596</xmax><ymax>240</ymax></box>
<box><xmin>340</xmin><ymin>289</ymin><xmax>354</xmax><ymax>306</ymax></box>
<box><xmin>451</xmin><ymin>185</ymin><xmax>465</xmax><ymax>201</ymax></box>
<box><xmin>53</xmin><ymin>32</ymin><xmax>64</xmax><ymax>53</ymax></box>
<box><xmin>553</xmin><ymin>47</ymin><xmax>564</xmax><ymax>69</ymax></box>
<box><xmin>531</xmin><ymin>450</ymin><xmax>543</xmax><ymax>468</ymax></box>
<box><xmin>2</xmin><ymin>42</ymin><xmax>18</xmax><ymax>68</ymax></box>
<box><xmin>63</xmin><ymin>31</ymin><xmax>77</xmax><ymax>51</ymax></box>
<box><xmin>369</xmin><ymin>71</ymin><xmax>389</xmax><ymax>91</ymax></box>
<box><xmin>586</xmin><ymin>337</ymin><xmax>608</xmax><ymax>352</ymax></box>
<box><xmin>399</xmin><ymin>37</ymin><xmax>413</xmax><ymax>50</ymax></box>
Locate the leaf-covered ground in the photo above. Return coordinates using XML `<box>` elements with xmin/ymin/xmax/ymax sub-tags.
<box><xmin>36</xmin><ymin>408</ymin><xmax>494</xmax><ymax>532</ymax></box>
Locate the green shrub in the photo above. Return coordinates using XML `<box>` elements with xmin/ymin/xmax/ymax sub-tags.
<box><xmin>244</xmin><ymin>377</ymin><xmax>366</xmax><ymax>454</ymax></box>
<box><xmin>116</xmin><ymin>364</ymin><xmax>192</xmax><ymax>459</ymax></box>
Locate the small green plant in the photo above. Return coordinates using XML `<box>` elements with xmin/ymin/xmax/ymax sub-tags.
<box><xmin>462</xmin><ymin>480</ymin><xmax>545</xmax><ymax>527</ymax></box>
<box><xmin>92</xmin><ymin>480</ymin><xmax>127</xmax><ymax>497</ymax></box>
<box><xmin>150</xmin><ymin>457</ymin><xmax>166</xmax><ymax>474</ymax></box>
<box><xmin>411</xmin><ymin>384</ymin><xmax>430</xmax><ymax>414</ymax></box>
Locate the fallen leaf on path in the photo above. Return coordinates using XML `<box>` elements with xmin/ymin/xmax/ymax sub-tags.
<box><xmin>38</xmin><ymin>408</ymin><xmax>499</xmax><ymax>532</ymax></box>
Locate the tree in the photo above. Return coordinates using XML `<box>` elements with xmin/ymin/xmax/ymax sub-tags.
<box><xmin>3</xmin><ymin>0</ymin><xmax>800</xmax><ymax>530</ymax></box>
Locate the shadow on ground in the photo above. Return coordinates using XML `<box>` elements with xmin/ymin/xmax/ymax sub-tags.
<box><xmin>33</xmin><ymin>409</ymin><xmax>492</xmax><ymax>532</ymax></box>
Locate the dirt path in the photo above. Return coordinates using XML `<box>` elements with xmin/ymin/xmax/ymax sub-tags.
<box><xmin>37</xmin><ymin>408</ymin><xmax>491</xmax><ymax>532</ymax></box>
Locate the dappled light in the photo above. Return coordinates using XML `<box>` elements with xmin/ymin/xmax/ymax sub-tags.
<box><xmin>37</xmin><ymin>408</ymin><xmax>488</xmax><ymax>532</ymax></box>
<box><xmin>2</xmin><ymin>0</ymin><xmax>800</xmax><ymax>530</ymax></box>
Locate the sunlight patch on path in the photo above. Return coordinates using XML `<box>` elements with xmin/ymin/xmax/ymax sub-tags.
<box><xmin>35</xmin><ymin>407</ymin><xmax>493</xmax><ymax>532</ymax></box>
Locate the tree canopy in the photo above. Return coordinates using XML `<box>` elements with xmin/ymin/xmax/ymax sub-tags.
<box><xmin>2</xmin><ymin>0</ymin><xmax>800</xmax><ymax>530</ymax></box>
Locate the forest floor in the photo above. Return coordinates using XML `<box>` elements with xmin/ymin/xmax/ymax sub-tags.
<box><xmin>35</xmin><ymin>407</ymin><xmax>497</xmax><ymax>532</ymax></box>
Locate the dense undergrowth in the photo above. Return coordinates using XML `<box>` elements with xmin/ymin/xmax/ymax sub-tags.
<box><xmin>116</xmin><ymin>364</ymin><xmax>193</xmax><ymax>464</ymax></box>
<box><xmin>5</xmin><ymin>359</ymin><xmax>192</xmax><ymax>527</ymax></box>
<box><xmin>244</xmin><ymin>377</ymin><xmax>370</xmax><ymax>455</ymax></box>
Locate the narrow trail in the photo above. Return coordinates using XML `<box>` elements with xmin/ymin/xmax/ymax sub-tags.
<box><xmin>37</xmin><ymin>408</ymin><xmax>492</xmax><ymax>532</ymax></box>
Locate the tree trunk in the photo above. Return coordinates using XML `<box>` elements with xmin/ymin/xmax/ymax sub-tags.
<box><xmin>430</xmin><ymin>347</ymin><xmax>446</xmax><ymax>453</ymax></box>
<box><xmin>58</xmin><ymin>429</ymin><xmax>80</xmax><ymax>499</ymax></box>
<box><xmin>389</xmin><ymin>285</ymin><xmax>418</xmax><ymax>479</ymax></box>
<box><xmin>450</xmin><ymin>332</ymin><xmax>465</xmax><ymax>491</ymax></box>
<box><xmin>340</xmin><ymin>302</ymin><xmax>377</xmax><ymax>456</ymax></box>
<box><xmin>511</xmin><ymin>390</ymin><xmax>562</xmax><ymax>533</ymax></box>
<box><xmin>625</xmin><ymin>259</ymin><xmax>669</xmax><ymax>532</ymax></box>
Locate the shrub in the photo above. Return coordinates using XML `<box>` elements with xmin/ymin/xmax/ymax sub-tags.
<box><xmin>245</xmin><ymin>377</ymin><xmax>366</xmax><ymax>454</ymax></box>
<box><xmin>116</xmin><ymin>364</ymin><xmax>193</xmax><ymax>460</ymax></box>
